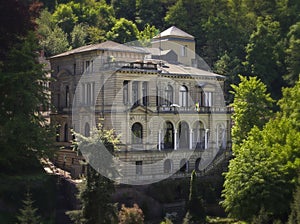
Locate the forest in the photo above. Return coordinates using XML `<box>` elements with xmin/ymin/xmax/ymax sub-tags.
<box><xmin>0</xmin><ymin>0</ymin><xmax>299</xmax><ymax>223</ymax></box>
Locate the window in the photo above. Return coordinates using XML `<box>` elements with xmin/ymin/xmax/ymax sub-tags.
<box><xmin>142</xmin><ymin>82</ymin><xmax>148</xmax><ymax>106</ymax></box>
<box><xmin>73</xmin><ymin>63</ymin><xmax>76</xmax><ymax>75</ymax></box>
<box><xmin>165</xmin><ymin>85</ymin><xmax>173</xmax><ymax>105</ymax></box>
<box><xmin>136</xmin><ymin>161</ymin><xmax>143</xmax><ymax>175</ymax></box>
<box><xmin>205</xmin><ymin>92</ymin><xmax>213</xmax><ymax>107</ymax></box>
<box><xmin>56</xmin><ymin>126</ymin><xmax>60</xmax><ymax>142</ymax></box>
<box><xmin>123</xmin><ymin>81</ymin><xmax>129</xmax><ymax>104</ymax></box>
<box><xmin>64</xmin><ymin>123</ymin><xmax>68</xmax><ymax>142</ymax></box>
<box><xmin>85</xmin><ymin>123</ymin><xmax>90</xmax><ymax>137</ymax></box>
<box><xmin>82</xmin><ymin>82</ymin><xmax>95</xmax><ymax>105</ymax></box>
<box><xmin>179</xmin><ymin>85</ymin><xmax>188</xmax><ymax>107</ymax></box>
<box><xmin>181</xmin><ymin>45</ymin><xmax>187</xmax><ymax>57</ymax></box>
<box><xmin>132</xmin><ymin>81</ymin><xmax>139</xmax><ymax>105</ymax></box>
<box><xmin>164</xmin><ymin>159</ymin><xmax>172</xmax><ymax>173</ymax></box>
<box><xmin>85</xmin><ymin>60</ymin><xmax>93</xmax><ymax>73</ymax></box>
<box><xmin>65</xmin><ymin>86</ymin><xmax>69</xmax><ymax>107</ymax></box>
<box><xmin>132</xmin><ymin>122</ymin><xmax>143</xmax><ymax>144</ymax></box>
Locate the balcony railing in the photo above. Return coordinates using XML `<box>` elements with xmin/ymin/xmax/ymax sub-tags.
<box><xmin>158</xmin><ymin>105</ymin><xmax>233</xmax><ymax>114</ymax></box>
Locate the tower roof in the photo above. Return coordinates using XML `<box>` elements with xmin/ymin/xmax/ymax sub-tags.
<box><xmin>153</xmin><ymin>26</ymin><xmax>194</xmax><ymax>40</ymax></box>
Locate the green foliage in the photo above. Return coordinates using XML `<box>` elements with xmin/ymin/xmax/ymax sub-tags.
<box><xmin>222</xmin><ymin>78</ymin><xmax>300</xmax><ymax>221</ymax></box>
<box><xmin>67</xmin><ymin>122</ymin><xmax>119</xmax><ymax>224</ymax></box>
<box><xmin>17</xmin><ymin>191</ymin><xmax>42</xmax><ymax>224</ymax></box>
<box><xmin>288</xmin><ymin>182</ymin><xmax>300</xmax><ymax>224</ymax></box>
<box><xmin>184</xmin><ymin>170</ymin><xmax>206</xmax><ymax>224</ymax></box>
<box><xmin>118</xmin><ymin>203</ymin><xmax>144</xmax><ymax>224</ymax></box>
<box><xmin>0</xmin><ymin>32</ymin><xmax>53</xmax><ymax>173</ymax></box>
<box><xmin>137</xmin><ymin>24</ymin><xmax>159</xmax><ymax>46</ymax></box>
<box><xmin>71</xmin><ymin>23</ymin><xmax>88</xmax><ymax>48</ymax></box>
<box><xmin>230</xmin><ymin>75</ymin><xmax>274</xmax><ymax>148</ymax></box>
<box><xmin>107</xmin><ymin>18</ymin><xmax>139</xmax><ymax>43</ymax></box>
<box><xmin>244</xmin><ymin>16</ymin><xmax>285</xmax><ymax>99</ymax></box>
<box><xmin>285</xmin><ymin>22</ymin><xmax>300</xmax><ymax>85</ymax></box>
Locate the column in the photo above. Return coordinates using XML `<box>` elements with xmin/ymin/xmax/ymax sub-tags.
<box><xmin>158</xmin><ymin>130</ymin><xmax>161</xmax><ymax>151</ymax></box>
<box><xmin>205</xmin><ymin>129</ymin><xmax>209</xmax><ymax>149</ymax></box>
<box><xmin>174</xmin><ymin>129</ymin><xmax>177</xmax><ymax>150</ymax></box>
<box><xmin>189</xmin><ymin>129</ymin><xmax>193</xmax><ymax>150</ymax></box>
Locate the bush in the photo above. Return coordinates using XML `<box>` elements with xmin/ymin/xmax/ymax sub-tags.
<box><xmin>118</xmin><ymin>203</ymin><xmax>144</xmax><ymax>224</ymax></box>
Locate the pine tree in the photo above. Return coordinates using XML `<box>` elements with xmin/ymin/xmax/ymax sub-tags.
<box><xmin>17</xmin><ymin>191</ymin><xmax>41</xmax><ymax>224</ymax></box>
<box><xmin>0</xmin><ymin>31</ymin><xmax>53</xmax><ymax>173</ymax></box>
<box><xmin>183</xmin><ymin>170</ymin><xmax>206</xmax><ymax>224</ymax></box>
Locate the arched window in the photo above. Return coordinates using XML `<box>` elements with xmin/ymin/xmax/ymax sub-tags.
<box><xmin>179</xmin><ymin>121</ymin><xmax>189</xmax><ymax>149</ymax></box>
<box><xmin>132</xmin><ymin>122</ymin><xmax>143</xmax><ymax>144</ymax></box>
<box><xmin>164</xmin><ymin>159</ymin><xmax>173</xmax><ymax>173</ymax></box>
<box><xmin>85</xmin><ymin>122</ymin><xmax>90</xmax><ymax>137</ymax></box>
<box><xmin>165</xmin><ymin>85</ymin><xmax>173</xmax><ymax>105</ymax></box>
<box><xmin>195</xmin><ymin>158</ymin><xmax>201</xmax><ymax>171</ymax></box>
<box><xmin>64</xmin><ymin>123</ymin><xmax>68</xmax><ymax>142</ymax></box>
<box><xmin>179</xmin><ymin>85</ymin><xmax>188</xmax><ymax>107</ymax></box>
<box><xmin>163</xmin><ymin>121</ymin><xmax>174</xmax><ymax>149</ymax></box>
<box><xmin>56</xmin><ymin>126</ymin><xmax>60</xmax><ymax>142</ymax></box>
<box><xmin>180</xmin><ymin>159</ymin><xmax>189</xmax><ymax>172</ymax></box>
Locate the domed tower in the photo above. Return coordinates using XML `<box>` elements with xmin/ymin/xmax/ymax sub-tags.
<box><xmin>151</xmin><ymin>26</ymin><xmax>196</xmax><ymax>66</ymax></box>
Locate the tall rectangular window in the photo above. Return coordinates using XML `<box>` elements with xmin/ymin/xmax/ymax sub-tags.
<box><xmin>132</xmin><ymin>81</ymin><xmax>139</xmax><ymax>105</ymax></box>
<box><xmin>65</xmin><ymin>85</ymin><xmax>69</xmax><ymax>107</ymax></box>
<box><xmin>123</xmin><ymin>81</ymin><xmax>129</xmax><ymax>104</ymax></box>
<box><xmin>181</xmin><ymin>45</ymin><xmax>187</xmax><ymax>57</ymax></box>
<box><xmin>142</xmin><ymin>82</ymin><xmax>148</xmax><ymax>106</ymax></box>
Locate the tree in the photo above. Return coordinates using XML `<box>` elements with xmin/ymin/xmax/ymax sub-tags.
<box><xmin>183</xmin><ymin>170</ymin><xmax>205</xmax><ymax>224</ymax></box>
<box><xmin>222</xmin><ymin>78</ymin><xmax>300</xmax><ymax>222</ymax></box>
<box><xmin>244</xmin><ymin>16</ymin><xmax>285</xmax><ymax>99</ymax></box>
<box><xmin>67</xmin><ymin>123</ymin><xmax>119</xmax><ymax>224</ymax></box>
<box><xmin>17</xmin><ymin>191</ymin><xmax>41</xmax><ymax>224</ymax></box>
<box><xmin>285</xmin><ymin>22</ymin><xmax>300</xmax><ymax>85</ymax></box>
<box><xmin>230</xmin><ymin>75</ymin><xmax>274</xmax><ymax>148</ymax></box>
<box><xmin>288</xmin><ymin>183</ymin><xmax>300</xmax><ymax>224</ymax></box>
<box><xmin>118</xmin><ymin>204</ymin><xmax>144</xmax><ymax>224</ymax></box>
<box><xmin>37</xmin><ymin>9</ymin><xmax>70</xmax><ymax>56</ymax></box>
<box><xmin>71</xmin><ymin>23</ymin><xmax>88</xmax><ymax>48</ymax></box>
<box><xmin>0</xmin><ymin>32</ymin><xmax>52</xmax><ymax>172</ymax></box>
<box><xmin>106</xmin><ymin>18</ymin><xmax>139</xmax><ymax>43</ymax></box>
<box><xmin>137</xmin><ymin>24</ymin><xmax>159</xmax><ymax>46</ymax></box>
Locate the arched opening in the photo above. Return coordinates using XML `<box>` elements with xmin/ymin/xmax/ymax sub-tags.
<box><xmin>164</xmin><ymin>159</ymin><xmax>173</xmax><ymax>173</ymax></box>
<box><xmin>132</xmin><ymin>122</ymin><xmax>143</xmax><ymax>144</ymax></box>
<box><xmin>85</xmin><ymin>122</ymin><xmax>90</xmax><ymax>137</ymax></box>
<box><xmin>217</xmin><ymin>124</ymin><xmax>226</xmax><ymax>150</ymax></box>
<box><xmin>56</xmin><ymin>125</ymin><xmax>60</xmax><ymax>142</ymax></box>
<box><xmin>195</xmin><ymin>158</ymin><xmax>201</xmax><ymax>171</ymax></box>
<box><xmin>178</xmin><ymin>121</ymin><xmax>189</xmax><ymax>149</ymax></box>
<box><xmin>64</xmin><ymin>123</ymin><xmax>68</xmax><ymax>142</ymax></box>
<box><xmin>163</xmin><ymin>121</ymin><xmax>174</xmax><ymax>149</ymax></box>
<box><xmin>179</xmin><ymin>85</ymin><xmax>188</xmax><ymax>107</ymax></box>
<box><xmin>179</xmin><ymin>159</ymin><xmax>188</xmax><ymax>173</ymax></box>
<box><xmin>193</xmin><ymin>121</ymin><xmax>205</xmax><ymax>150</ymax></box>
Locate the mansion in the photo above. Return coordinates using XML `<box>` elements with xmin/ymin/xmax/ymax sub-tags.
<box><xmin>50</xmin><ymin>26</ymin><xmax>232</xmax><ymax>184</ymax></box>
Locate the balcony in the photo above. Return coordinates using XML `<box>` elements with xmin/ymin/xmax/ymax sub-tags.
<box><xmin>158</xmin><ymin>105</ymin><xmax>233</xmax><ymax>114</ymax></box>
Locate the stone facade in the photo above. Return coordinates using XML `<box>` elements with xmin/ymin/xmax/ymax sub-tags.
<box><xmin>50</xmin><ymin>27</ymin><xmax>231</xmax><ymax>182</ymax></box>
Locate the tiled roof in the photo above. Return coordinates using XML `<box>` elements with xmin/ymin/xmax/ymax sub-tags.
<box><xmin>50</xmin><ymin>41</ymin><xmax>146</xmax><ymax>59</ymax></box>
<box><xmin>153</xmin><ymin>26</ymin><xmax>194</xmax><ymax>40</ymax></box>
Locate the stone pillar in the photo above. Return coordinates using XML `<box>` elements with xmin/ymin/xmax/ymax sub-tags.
<box><xmin>139</xmin><ymin>81</ymin><xmax>143</xmax><ymax>105</ymax></box>
<box><xmin>174</xmin><ymin>129</ymin><xmax>177</xmax><ymax>150</ymax></box>
<box><xmin>189</xmin><ymin>129</ymin><xmax>193</xmax><ymax>150</ymax></box>
<box><xmin>205</xmin><ymin>129</ymin><xmax>209</xmax><ymax>149</ymax></box>
<box><xmin>158</xmin><ymin>130</ymin><xmax>161</xmax><ymax>151</ymax></box>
